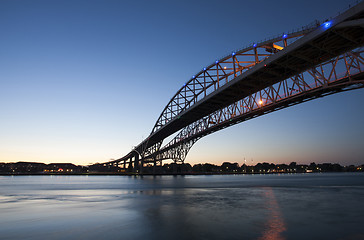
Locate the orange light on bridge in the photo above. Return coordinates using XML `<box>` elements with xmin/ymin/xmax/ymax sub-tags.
<box><xmin>259</xmin><ymin>100</ymin><xmax>264</xmax><ymax>105</ymax></box>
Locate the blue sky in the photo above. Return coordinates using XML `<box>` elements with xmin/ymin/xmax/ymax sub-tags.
<box><xmin>1</xmin><ymin>0</ymin><xmax>363</xmax><ymax>166</ymax></box>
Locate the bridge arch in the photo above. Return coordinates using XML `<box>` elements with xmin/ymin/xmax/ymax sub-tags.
<box><xmin>151</xmin><ymin>28</ymin><xmax>315</xmax><ymax>135</ymax></box>
<box><xmin>144</xmin><ymin>28</ymin><xmax>317</xmax><ymax>158</ymax></box>
<box><xmin>98</xmin><ymin>2</ymin><xmax>364</xmax><ymax>172</ymax></box>
<box><xmin>148</xmin><ymin>48</ymin><xmax>364</xmax><ymax>163</ymax></box>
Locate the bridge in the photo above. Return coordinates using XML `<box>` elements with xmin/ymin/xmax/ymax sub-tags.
<box><xmin>94</xmin><ymin>2</ymin><xmax>364</xmax><ymax>174</ymax></box>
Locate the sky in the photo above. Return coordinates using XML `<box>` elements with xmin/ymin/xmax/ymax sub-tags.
<box><xmin>1</xmin><ymin>0</ymin><xmax>363</xmax><ymax>166</ymax></box>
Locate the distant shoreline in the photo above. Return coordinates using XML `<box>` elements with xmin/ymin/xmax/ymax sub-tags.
<box><xmin>1</xmin><ymin>171</ymin><xmax>363</xmax><ymax>176</ymax></box>
<box><xmin>1</xmin><ymin>161</ymin><xmax>363</xmax><ymax>175</ymax></box>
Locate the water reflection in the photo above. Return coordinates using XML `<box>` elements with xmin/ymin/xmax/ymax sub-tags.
<box><xmin>259</xmin><ymin>187</ymin><xmax>286</xmax><ymax>240</ymax></box>
<box><xmin>0</xmin><ymin>174</ymin><xmax>364</xmax><ymax>240</ymax></box>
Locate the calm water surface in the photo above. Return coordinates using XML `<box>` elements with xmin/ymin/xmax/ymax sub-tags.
<box><xmin>1</xmin><ymin>173</ymin><xmax>364</xmax><ymax>240</ymax></box>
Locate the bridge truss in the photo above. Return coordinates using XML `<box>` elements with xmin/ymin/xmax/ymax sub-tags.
<box><xmin>96</xmin><ymin>2</ymin><xmax>364</xmax><ymax>173</ymax></box>
<box><xmin>148</xmin><ymin>48</ymin><xmax>364</xmax><ymax>163</ymax></box>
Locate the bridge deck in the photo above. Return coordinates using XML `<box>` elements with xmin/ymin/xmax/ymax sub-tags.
<box><xmin>114</xmin><ymin>2</ymin><xmax>364</xmax><ymax>164</ymax></box>
<box><xmin>145</xmin><ymin>72</ymin><xmax>364</xmax><ymax>162</ymax></box>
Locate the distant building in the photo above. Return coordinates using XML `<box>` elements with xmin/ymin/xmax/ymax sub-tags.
<box><xmin>46</xmin><ymin>163</ymin><xmax>83</xmax><ymax>173</ymax></box>
<box><xmin>7</xmin><ymin>162</ymin><xmax>46</xmax><ymax>173</ymax></box>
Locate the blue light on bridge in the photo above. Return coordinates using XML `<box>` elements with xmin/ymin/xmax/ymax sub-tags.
<box><xmin>232</xmin><ymin>52</ymin><xmax>236</xmax><ymax>56</ymax></box>
<box><xmin>323</xmin><ymin>21</ymin><xmax>332</xmax><ymax>29</ymax></box>
<box><xmin>203</xmin><ymin>67</ymin><xmax>206</xmax><ymax>71</ymax></box>
<box><xmin>215</xmin><ymin>60</ymin><xmax>219</xmax><ymax>64</ymax></box>
<box><xmin>282</xmin><ymin>34</ymin><xmax>288</xmax><ymax>39</ymax></box>
<box><xmin>192</xmin><ymin>75</ymin><xmax>195</xmax><ymax>79</ymax></box>
<box><xmin>253</xmin><ymin>43</ymin><xmax>257</xmax><ymax>48</ymax></box>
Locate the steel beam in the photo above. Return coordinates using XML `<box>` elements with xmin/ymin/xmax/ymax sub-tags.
<box><xmin>98</xmin><ymin>2</ymin><xmax>364</xmax><ymax>168</ymax></box>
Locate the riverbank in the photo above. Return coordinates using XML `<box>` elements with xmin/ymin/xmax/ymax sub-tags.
<box><xmin>1</xmin><ymin>161</ymin><xmax>363</xmax><ymax>175</ymax></box>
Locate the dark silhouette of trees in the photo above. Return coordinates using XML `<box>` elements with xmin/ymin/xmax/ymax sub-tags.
<box><xmin>1</xmin><ymin>161</ymin><xmax>363</xmax><ymax>175</ymax></box>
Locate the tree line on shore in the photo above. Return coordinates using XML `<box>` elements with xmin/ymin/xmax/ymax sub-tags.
<box><xmin>1</xmin><ymin>161</ymin><xmax>363</xmax><ymax>174</ymax></box>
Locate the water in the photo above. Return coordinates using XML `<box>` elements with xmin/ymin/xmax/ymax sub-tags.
<box><xmin>1</xmin><ymin>173</ymin><xmax>364</xmax><ymax>240</ymax></box>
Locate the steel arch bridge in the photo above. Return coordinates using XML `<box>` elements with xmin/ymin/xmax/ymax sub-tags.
<box><xmin>95</xmin><ymin>2</ymin><xmax>364</xmax><ymax>173</ymax></box>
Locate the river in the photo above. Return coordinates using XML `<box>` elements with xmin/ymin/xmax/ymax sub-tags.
<box><xmin>1</xmin><ymin>173</ymin><xmax>364</xmax><ymax>240</ymax></box>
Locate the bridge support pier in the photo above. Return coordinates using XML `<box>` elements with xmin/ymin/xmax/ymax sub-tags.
<box><xmin>134</xmin><ymin>154</ymin><xmax>139</xmax><ymax>173</ymax></box>
<box><xmin>172</xmin><ymin>162</ymin><xmax>177</xmax><ymax>174</ymax></box>
<box><xmin>127</xmin><ymin>159</ymin><xmax>133</xmax><ymax>173</ymax></box>
<box><xmin>140</xmin><ymin>158</ymin><xmax>144</xmax><ymax>175</ymax></box>
<box><xmin>153</xmin><ymin>158</ymin><xmax>157</xmax><ymax>175</ymax></box>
